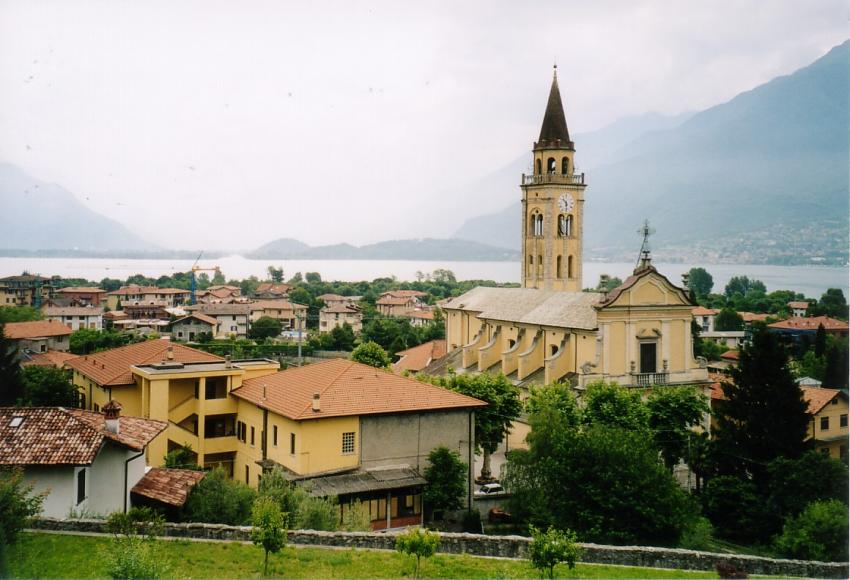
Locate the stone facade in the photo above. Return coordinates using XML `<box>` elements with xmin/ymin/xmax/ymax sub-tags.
<box><xmin>31</xmin><ymin>518</ymin><xmax>848</xmax><ymax>578</ymax></box>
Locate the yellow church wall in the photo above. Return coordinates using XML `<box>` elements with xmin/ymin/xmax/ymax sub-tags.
<box><xmin>518</xmin><ymin>329</ymin><xmax>544</xmax><ymax>380</ymax></box>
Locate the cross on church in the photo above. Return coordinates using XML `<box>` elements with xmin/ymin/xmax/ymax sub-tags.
<box><xmin>636</xmin><ymin>219</ymin><xmax>655</xmax><ymax>268</ymax></box>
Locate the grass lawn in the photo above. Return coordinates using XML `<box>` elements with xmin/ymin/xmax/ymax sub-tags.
<box><xmin>9</xmin><ymin>532</ymin><xmax>719</xmax><ymax>579</ymax></box>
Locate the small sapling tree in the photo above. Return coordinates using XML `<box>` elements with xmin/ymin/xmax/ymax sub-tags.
<box><xmin>251</xmin><ymin>496</ymin><xmax>287</xmax><ymax>576</ymax></box>
<box><xmin>527</xmin><ymin>525</ymin><xmax>582</xmax><ymax>579</ymax></box>
<box><xmin>395</xmin><ymin>527</ymin><xmax>440</xmax><ymax>579</ymax></box>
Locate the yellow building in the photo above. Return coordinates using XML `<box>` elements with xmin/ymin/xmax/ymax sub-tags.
<box><xmin>440</xmin><ymin>69</ymin><xmax>709</xmax><ymax>398</ymax></box>
<box><xmin>801</xmin><ymin>387</ymin><xmax>848</xmax><ymax>460</ymax></box>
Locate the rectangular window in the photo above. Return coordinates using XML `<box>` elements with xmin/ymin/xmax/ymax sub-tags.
<box><xmin>76</xmin><ymin>469</ymin><xmax>86</xmax><ymax>505</ymax></box>
<box><xmin>831</xmin><ymin>398</ymin><xmax>839</xmax><ymax>405</ymax></box>
<box><xmin>250</xmin><ymin>426</ymin><xmax>255</xmax><ymax>445</ymax></box>
<box><xmin>841</xmin><ymin>414</ymin><xmax>848</xmax><ymax>428</ymax></box>
<box><xmin>273</xmin><ymin>426</ymin><xmax>278</xmax><ymax>447</ymax></box>
<box><xmin>820</xmin><ymin>416</ymin><xmax>830</xmax><ymax>431</ymax></box>
<box><xmin>342</xmin><ymin>431</ymin><xmax>355</xmax><ymax>455</ymax></box>
<box><xmin>290</xmin><ymin>433</ymin><xmax>296</xmax><ymax>455</ymax></box>
<box><xmin>245</xmin><ymin>465</ymin><xmax>249</xmax><ymax>484</ymax></box>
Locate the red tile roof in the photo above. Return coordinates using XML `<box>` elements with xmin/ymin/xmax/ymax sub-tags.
<box><xmin>769</xmin><ymin>316</ymin><xmax>849</xmax><ymax>332</ymax></box>
<box><xmin>381</xmin><ymin>290</ymin><xmax>426</xmax><ymax>298</ymax></box>
<box><xmin>256</xmin><ymin>283</ymin><xmax>292</xmax><ymax>294</ymax></box>
<box><xmin>800</xmin><ymin>387</ymin><xmax>844</xmax><ymax>415</ymax></box>
<box><xmin>131</xmin><ymin>468</ymin><xmax>205</xmax><ymax>507</ymax></box>
<box><xmin>377</xmin><ymin>296</ymin><xmax>416</xmax><ymax>306</ymax></box>
<box><xmin>232</xmin><ymin>358</ymin><xmax>485</xmax><ymax>421</ymax></box>
<box><xmin>393</xmin><ymin>340</ymin><xmax>447</xmax><ymax>373</ymax></box>
<box><xmin>787</xmin><ymin>301</ymin><xmax>811</xmax><ymax>310</ymax></box>
<box><xmin>3</xmin><ymin>320</ymin><xmax>73</xmax><ymax>339</ymax></box>
<box><xmin>322</xmin><ymin>304</ymin><xmax>362</xmax><ymax>315</ymax></box>
<box><xmin>401</xmin><ymin>310</ymin><xmax>434</xmax><ymax>320</ymax></box>
<box><xmin>317</xmin><ymin>293</ymin><xmax>349</xmax><ymax>302</ymax></box>
<box><xmin>66</xmin><ymin>341</ymin><xmax>222</xmax><ymax>386</ymax></box>
<box><xmin>720</xmin><ymin>350</ymin><xmax>740</xmax><ymax>361</ymax></box>
<box><xmin>249</xmin><ymin>299</ymin><xmax>307</xmax><ymax>312</ymax></box>
<box><xmin>739</xmin><ymin>312</ymin><xmax>770</xmax><ymax>323</ymax></box>
<box><xmin>0</xmin><ymin>407</ymin><xmax>165</xmax><ymax>465</ymax></box>
<box><xmin>56</xmin><ymin>287</ymin><xmax>106</xmax><ymax>294</ymax></box>
<box><xmin>107</xmin><ymin>286</ymin><xmax>189</xmax><ymax>296</ymax></box>
<box><xmin>173</xmin><ymin>313</ymin><xmax>217</xmax><ymax>326</ymax></box>
<box><xmin>22</xmin><ymin>350</ymin><xmax>79</xmax><ymax>369</ymax></box>
<box><xmin>692</xmin><ymin>307</ymin><xmax>719</xmax><ymax>316</ymax></box>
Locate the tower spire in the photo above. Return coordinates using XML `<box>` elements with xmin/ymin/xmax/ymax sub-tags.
<box><xmin>536</xmin><ymin>67</ymin><xmax>573</xmax><ymax>150</ymax></box>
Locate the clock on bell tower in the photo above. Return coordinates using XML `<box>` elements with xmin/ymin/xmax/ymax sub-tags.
<box><xmin>520</xmin><ymin>66</ymin><xmax>587</xmax><ymax>292</ymax></box>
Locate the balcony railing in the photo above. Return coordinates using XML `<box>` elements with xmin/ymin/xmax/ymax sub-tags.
<box><xmin>632</xmin><ymin>372</ymin><xmax>669</xmax><ymax>387</ymax></box>
<box><xmin>521</xmin><ymin>173</ymin><xmax>585</xmax><ymax>186</ymax></box>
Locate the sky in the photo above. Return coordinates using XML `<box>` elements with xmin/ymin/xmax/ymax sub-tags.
<box><xmin>1</xmin><ymin>0</ymin><xmax>848</xmax><ymax>251</ymax></box>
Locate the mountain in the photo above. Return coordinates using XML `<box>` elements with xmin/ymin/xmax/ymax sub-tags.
<box><xmin>454</xmin><ymin>42</ymin><xmax>850</xmax><ymax>265</ymax></box>
<box><xmin>0</xmin><ymin>163</ymin><xmax>154</xmax><ymax>251</ymax></box>
<box><xmin>246</xmin><ymin>238</ymin><xmax>519</xmax><ymax>261</ymax></box>
<box><xmin>452</xmin><ymin>111</ymin><xmax>694</xmax><ymax>248</ymax></box>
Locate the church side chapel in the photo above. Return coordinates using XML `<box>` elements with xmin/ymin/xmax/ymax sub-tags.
<box><xmin>440</xmin><ymin>68</ymin><xmax>710</xmax><ymax>395</ymax></box>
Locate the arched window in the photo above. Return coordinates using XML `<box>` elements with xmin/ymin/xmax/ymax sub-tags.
<box><xmin>535</xmin><ymin>214</ymin><xmax>544</xmax><ymax>237</ymax></box>
<box><xmin>558</xmin><ymin>214</ymin><xmax>567</xmax><ymax>236</ymax></box>
<box><xmin>565</xmin><ymin>215</ymin><xmax>573</xmax><ymax>237</ymax></box>
<box><xmin>550</xmin><ymin>344</ymin><xmax>559</xmax><ymax>357</ymax></box>
<box><xmin>561</xmin><ymin>157</ymin><xmax>569</xmax><ymax>174</ymax></box>
<box><xmin>547</xmin><ymin>158</ymin><xmax>556</xmax><ymax>173</ymax></box>
<box><xmin>567</xmin><ymin>255</ymin><xmax>574</xmax><ymax>279</ymax></box>
<box><xmin>508</xmin><ymin>339</ymin><xmax>516</xmax><ymax>349</ymax></box>
<box><xmin>529</xmin><ymin>213</ymin><xmax>537</xmax><ymax>234</ymax></box>
<box><xmin>535</xmin><ymin>159</ymin><xmax>542</xmax><ymax>175</ymax></box>
<box><xmin>556</xmin><ymin>255</ymin><xmax>563</xmax><ymax>278</ymax></box>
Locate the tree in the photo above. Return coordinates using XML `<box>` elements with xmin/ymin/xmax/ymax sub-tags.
<box><xmin>724</xmin><ymin>276</ymin><xmax>766</xmax><ymax>299</ymax></box>
<box><xmin>20</xmin><ymin>366</ymin><xmax>80</xmax><ymax>407</ymax></box>
<box><xmin>267</xmin><ymin>266</ymin><xmax>284</xmax><ymax>283</ymax></box>
<box><xmin>814</xmin><ymin>324</ymin><xmax>827</xmax><ymax>357</ymax></box>
<box><xmin>796</xmin><ymin>350</ymin><xmax>826</xmax><ymax>381</ymax></box>
<box><xmin>104</xmin><ymin>507</ymin><xmax>167</xmax><ymax>580</ymax></box>
<box><xmin>766</xmin><ymin>451</ymin><xmax>848</xmax><ymax>522</ymax></box>
<box><xmin>426</xmin><ymin>372</ymin><xmax>522</xmax><ymax>481</ymax></box>
<box><xmin>395</xmin><ymin>527</ymin><xmax>439</xmax><ymax>579</ymax></box>
<box><xmin>181</xmin><ymin>467</ymin><xmax>257</xmax><ymax>525</ymax></box>
<box><xmin>582</xmin><ymin>381</ymin><xmax>649</xmax><ymax>432</ymax></box>
<box><xmin>340</xmin><ymin>500</ymin><xmax>371</xmax><ymax>532</ymax></box>
<box><xmin>0</xmin><ymin>468</ymin><xmax>44</xmax><ymax>575</ymax></box>
<box><xmin>305</xmin><ymin>272</ymin><xmax>322</xmax><ymax>284</ymax></box>
<box><xmin>249</xmin><ymin>316</ymin><xmax>283</xmax><ymax>340</ymax></box>
<box><xmin>714</xmin><ymin>308</ymin><xmax>744</xmax><ymax>331</ymax></box>
<box><xmin>329</xmin><ymin>323</ymin><xmax>355</xmax><ymax>351</ymax></box>
<box><xmin>647</xmin><ymin>387</ymin><xmax>709</xmax><ymax>470</ymax></box>
<box><xmin>0</xmin><ymin>306</ymin><xmax>43</xmax><ymax>323</ymax></box>
<box><xmin>687</xmin><ymin>267</ymin><xmax>713</xmax><ymax>297</ymax></box>
<box><xmin>525</xmin><ymin>382</ymin><xmax>581</xmax><ymax>458</ymax></box>
<box><xmin>527</xmin><ymin>525</ymin><xmax>582</xmax><ymax>579</ymax></box>
<box><xmin>351</xmin><ymin>341</ymin><xmax>391</xmax><ymax>369</ymax></box>
<box><xmin>595</xmin><ymin>275</ymin><xmax>623</xmax><ymax>292</ymax></box>
<box><xmin>251</xmin><ymin>496</ymin><xmax>287</xmax><ymax>576</ymax></box>
<box><xmin>714</xmin><ymin>328</ymin><xmax>811</xmax><ymax>480</ymax></box>
<box><xmin>163</xmin><ymin>445</ymin><xmax>200</xmax><ymax>470</ymax></box>
<box><xmin>0</xmin><ymin>325</ymin><xmax>24</xmax><ymax>406</ymax></box>
<box><xmin>702</xmin><ymin>475</ymin><xmax>775</xmax><ymax>544</ymax></box>
<box><xmin>774</xmin><ymin>500</ymin><xmax>848</xmax><ymax>562</ymax></box>
<box><xmin>423</xmin><ymin>446</ymin><xmax>467</xmax><ymax>518</ymax></box>
<box><xmin>823</xmin><ymin>341</ymin><xmax>849</xmax><ymax>389</ymax></box>
<box><xmin>815</xmin><ymin>288</ymin><xmax>848</xmax><ymax>319</ymax></box>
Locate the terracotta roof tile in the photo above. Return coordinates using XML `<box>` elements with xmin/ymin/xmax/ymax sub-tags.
<box><xmin>401</xmin><ymin>310</ymin><xmax>434</xmax><ymax>320</ymax></box>
<box><xmin>692</xmin><ymin>307</ymin><xmax>719</xmax><ymax>316</ymax></box>
<box><xmin>107</xmin><ymin>286</ymin><xmax>190</xmax><ymax>296</ymax></box>
<box><xmin>322</xmin><ymin>304</ymin><xmax>362</xmax><ymax>314</ymax></box>
<box><xmin>393</xmin><ymin>340</ymin><xmax>447</xmax><ymax>373</ymax></box>
<box><xmin>131</xmin><ymin>468</ymin><xmax>205</xmax><ymax>507</ymax></box>
<box><xmin>381</xmin><ymin>290</ymin><xmax>426</xmax><ymax>298</ymax></box>
<box><xmin>787</xmin><ymin>301</ymin><xmax>811</xmax><ymax>310</ymax></box>
<box><xmin>317</xmin><ymin>293</ymin><xmax>348</xmax><ymax>301</ymax></box>
<box><xmin>43</xmin><ymin>306</ymin><xmax>104</xmax><ymax>317</ymax></box>
<box><xmin>800</xmin><ymin>387</ymin><xmax>844</xmax><ymax>415</ymax></box>
<box><xmin>173</xmin><ymin>313</ymin><xmax>217</xmax><ymax>326</ymax></box>
<box><xmin>0</xmin><ymin>407</ymin><xmax>165</xmax><ymax>465</ymax></box>
<box><xmin>56</xmin><ymin>287</ymin><xmax>107</xmax><ymax>294</ymax></box>
<box><xmin>66</xmin><ymin>341</ymin><xmax>222</xmax><ymax>386</ymax></box>
<box><xmin>232</xmin><ymin>358</ymin><xmax>485</xmax><ymax>421</ymax></box>
<box><xmin>720</xmin><ymin>350</ymin><xmax>740</xmax><ymax>361</ymax></box>
<box><xmin>22</xmin><ymin>350</ymin><xmax>79</xmax><ymax>369</ymax></box>
<box><xmin>769</xmin><ymin>316</ymin><xmax>849</xmax><ymax>332</ymax></box>
<box><xmin>249</xmin><ymin>299</ymin><xmax>307</xmax><ymax>312</ymax></box>
<box><xmin>377</xmin><ymin>296</ymin><xmax>416</xmax><ymax>306</ymax></box>
<box><xmin>739</xmin><ymin>312</ymin><xmax>770</xmax><ymax>323</ymax></box>
<box><xmin>3</xmin><ymin>320</ymin><xmax>73</xmax><ymax>339</ymax></box>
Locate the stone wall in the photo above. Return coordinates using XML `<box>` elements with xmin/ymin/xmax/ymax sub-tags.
<box><xmin>31</xmin><ymin>518</ymin><xmax>848</xmax><ymax>578</ymax></box>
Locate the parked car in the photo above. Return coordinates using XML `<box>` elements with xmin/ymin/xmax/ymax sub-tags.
<box><xmin>477</xmin><ymin>482</ymin><xmax>504</xmax><ymax>495</ymax></box>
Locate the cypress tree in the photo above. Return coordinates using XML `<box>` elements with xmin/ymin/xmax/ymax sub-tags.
<box><xmin>0</xmin><ymin>324</ymin><xmax>24</xmax><ymax>406</ymax></box>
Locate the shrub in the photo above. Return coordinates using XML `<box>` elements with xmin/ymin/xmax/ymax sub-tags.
<box><xmin>774</xmin><ymin>500</ymin><xmax>848</xmax><ymax>562</ymax></box>
<box><xmin>423</xmin><ymin>446</ymin><xmax>467</xmax><ymax>519</ymax></box>
<box><xmin>350</xmin><ymin>341</ymin><xmax>392</xmax><ymax>369</ymax></box>
<box><xmin>0</xmin><ymin>468</ymin><xmax>44</xmax><ymax>575</ymax></box>
<box><xmin>527</xmin><ymin>525</ymin><xmax>581</xmax><ymax>579</ymax></box>
<box><xmin>702</xmin><ymin>476</ymin><xmax>775</xmax><ymax>544</ymax></box>
<box><xmin>340</xmin><ymin>500</ymin><xmax>372</xmax><ymax>532</ymax></box>
<box><xmin>297</xmin><ymin>495</ymin><xmax>340</xmax><ymax>531</ymax></box>
<box><xmin>104</xmin><ymin>508</ymin><xmax>168</xmax><ymax>579</ymax></box>
<box><xmin>679</xmin><ymin>517</ymin><xmax>714</xmax><ymax>551</ymax></box>
<box><xmin>395</xmin><ymin>527</ymin><xmax>440</xmax><ymax>578</ymax></box>
<box><xmin>251</xmin><ymin>496</ymin><xmax>287</xmax><ymax>576</ymax></box>
<box><xmin>181</xmin><ymin>467</ymin><xmax>256</xmax><ymax>525</ymax></box>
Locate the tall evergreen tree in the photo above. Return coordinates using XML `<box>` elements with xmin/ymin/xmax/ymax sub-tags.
<box><xmin>714</xmin><ymin>328</ymin><xmax>810</xmax><ymax>482</ymax></box>
<box><xmin>0</xmin><ymin>324</ymin><xmax>24</xmax><ymax>406</ymax></box>
<box><xmin>814</xmin><ymin>324</ymin><xmax>827</xmax><ymax>357</ymax></box>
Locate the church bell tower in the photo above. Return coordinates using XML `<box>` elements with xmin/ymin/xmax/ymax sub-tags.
<box><xmin>521</xmin><ymin>66</ymin><xmax>587</xmax><ymax>292</ymax></box>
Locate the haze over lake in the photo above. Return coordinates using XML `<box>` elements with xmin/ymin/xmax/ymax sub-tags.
<box><xmin>1</xmin><ymin>256</ymin><xmax>846</xmax><ymax>299</ymax></box>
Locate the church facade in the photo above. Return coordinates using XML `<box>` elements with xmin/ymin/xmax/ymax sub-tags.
<box><xmin>441</xmin><ymin>70</ymin><xmax>710</xmax><ymax>392</ymax></box>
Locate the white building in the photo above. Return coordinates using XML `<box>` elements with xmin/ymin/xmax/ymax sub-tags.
<box><xmin>0</xmin><ymin>403</ymin><xmax>165</xmax><ymax>518</ymax></box>
<box><xmin>43</xmin><ymin>306</ymin><xmax>104</xmax><ymax>331</ymax></box>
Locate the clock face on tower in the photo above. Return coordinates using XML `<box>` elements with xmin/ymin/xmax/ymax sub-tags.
<box><xmin>558</xmin><ymin>193</ymin><xmax>575</xmax><ymax>213</ymax></box>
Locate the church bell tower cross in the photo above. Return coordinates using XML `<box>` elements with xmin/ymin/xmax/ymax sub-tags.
<box><xmin>520</xmin><ymin>65</ymin><xmax>587</xmax><ymax>292</ymax></box>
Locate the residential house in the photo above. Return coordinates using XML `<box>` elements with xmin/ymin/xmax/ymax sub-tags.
<box><xmin>317</xmin><ymin>293</ymin><xmax>358</xmax><ymax>307</ymax></box>
<box><xmin>801</xmin><ymin>387</ymin><xmax>847</xmax><ymax>461</ymax></box>
<box><xmin>400</xmin><ymin>309</ymin><xmax>435</xmax><ymax>328</ymax></box>
<box><xmin>739</xmin><ymin>312</ymin><xmax>771</xmax><ymax>324</ymax></box>
<box><xmin>254</xmin><ymin>283</ymin><xmax>293</xmax><ymax>299</ymax></box>
<box><xmin>4</xmin><ymin>320</ymin><xmax>73</xmax><ymax>354</ymax></box>
<box><xmin>187</xmin><ymin>304</ymin><xmax>252</xmax><ymax>338</ymax></box>
<box><xmin>319</xmin><ymin>303</ymin><xmax>363</xmax><ymax>334</ymax></box>
<box><xmin>0</xmin><ymin>403</ymin><xmax>165</xmax><ymax>518</ymax></box>
<box><xmin>106</xmin><ymin>286</ymin><xmax>191</xmax><ymax>310</ymax></box>
<box><xmin>692</xmin><ymin>307</ymin><xmax>718</xmax><ymax>333</ymax></box>
<box><xmin>376</xmin><ymin>291</ymin><xmax>425</xmax><ymax>317</ymax></box>
<box><xmin>54</xmin><ymin>287</ymin><xmax>107</xmax><ymax>307</ymax></box>
<box><xmin>171</xmin><ymin>313</ymin><xmax>217</xmax><ymax>342</ymax></box>
<box><xmin>768</xmin><ymin>316</ymin><xmax>849</xmax><ymax>341</ymax></box>
<box><xmin>230</xmin><ymin>359</ymin><xmax>485</xmax><ymax>529</ymax></box>
<box><xmin>111</xmin><ymin>318</ymin><xmax>170</xmax><ymax>335</ymax></box>
<box><xmin>120</xmin><ymin>301</ymin><xmax>171</xmax><ymax>320</ymax></box>
<box><xmin>197</xmin><ymin>285</ymin><xmax>244</xmax><ymax>304</ymax></box>
<box><xmin>248</xmin><ymin>300</ymin><xmax>308</xmax><ymax>330</ymax></box>
<box><xmin>393</xmin><ymin>340</ymin><xmax>447</xmax><ymax>373</ymax></box>
<box><xmin>788</xmin><ymin>301</ymin><xmax>811</xmax><ymax>318</ymax></box>
<box><xmin>699</xmin><ymin>330</ymin><xmax>745</xmax><ymax>349</ymax></box>
<box><xmin>0</xmin><ymin>274</ymin><xmax>55</xmax><ymax>307</ymax></box>
<box><xmin>21</xmin><ymin>350</ymin><xmax>79</xmax><ymax>369</ymax></box>
<box><xmin>43</xmin><ymin>306</ymin><xmax>104</xmax><ymax>331</ymax></box>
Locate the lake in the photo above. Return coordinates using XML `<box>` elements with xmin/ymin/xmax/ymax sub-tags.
<box><xmin>0</xmin><ymin>256</ymin><xmax>847</xmax><ymax>299</ymax></box>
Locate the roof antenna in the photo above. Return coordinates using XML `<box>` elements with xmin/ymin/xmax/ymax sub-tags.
<box><xmin>636</xmin><ymin>219</ymin><xmax>655</xmax><ymax>270</ymax></box>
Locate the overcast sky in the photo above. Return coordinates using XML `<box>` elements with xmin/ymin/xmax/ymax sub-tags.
<box><xmin>1</xmin><ymin>0</ymin><xmax>848</xmax><ymax>250</ymax></box>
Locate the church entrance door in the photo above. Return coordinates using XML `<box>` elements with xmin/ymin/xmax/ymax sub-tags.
<box><xmin>640</xmin><ymin>342</ymin><xmax>657</xmax><ymax>374</ymax></box>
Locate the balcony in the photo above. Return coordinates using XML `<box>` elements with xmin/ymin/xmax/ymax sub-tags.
<box><xmin>632</xmin><ymin>372</ymin><xmax>669</xmax><ymax>387</ymax></box>
<box><xmin>521</xmin><ymin>173</ymin><xmax>585</xmax><ymax>186</ymax></box>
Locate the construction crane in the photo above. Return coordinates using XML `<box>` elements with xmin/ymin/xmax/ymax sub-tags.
<box><xmin>189</xmin><ymin>252</ymin><xmax>220</xmax><ymax>305</ymax></box>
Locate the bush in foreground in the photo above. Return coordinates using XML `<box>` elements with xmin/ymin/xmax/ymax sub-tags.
<box><xmin>528</xmin><ymin>525</ymin><xmax>581</xmax><ymax>579</ymax></box>
<box><xmin>774</xmin><ymin>500</ymin><xmax>848</xmax><ymax>562</ymax></box>
<box><xmin>395</xmin><ymin>527</ymin><xmax>439</xmax><ymax>579</ymax></box>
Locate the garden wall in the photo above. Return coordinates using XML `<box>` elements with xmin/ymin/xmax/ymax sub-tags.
<box><xmin>31</xmin><ymin>518</ymin><xmax>848</xmax><ymax>578</ymax></box>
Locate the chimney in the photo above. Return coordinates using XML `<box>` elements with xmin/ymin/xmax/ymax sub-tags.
<box><xmin>312</xmin><ymin>393</ymin><xmax>321</xmax><ymax>412</ymax></box>
<box><xmin>103</xmin><ymin>400</ymin><xmax>122</xmax><ymax>435</ymax></box>
<box><xmin>166</xmin><ymin>345</ymin><xmax>174</xmax><ymax>360</ymax></box>
<box><xmin>225</xmin><ymin>354</ymin><xmax>232</xmax><ymax>369</ymax></box>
